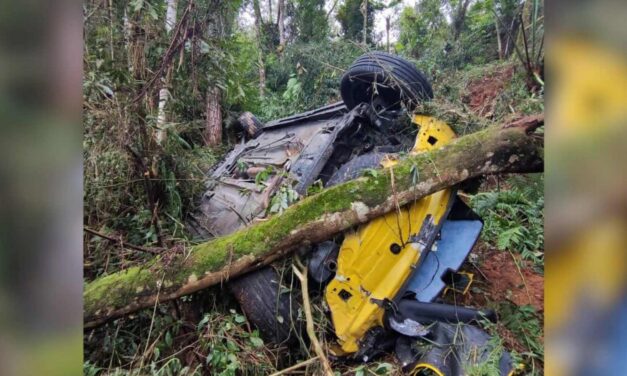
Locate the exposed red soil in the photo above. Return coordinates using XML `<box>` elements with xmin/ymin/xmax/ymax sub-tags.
<box><xmin>463</xmin><ymin>66</ymin><xmax>514</xmax><ymax>118</ymax></box>
<box><xmin>448</xmin><ymin>245</ymin><xmax>544</xmax><ymax>354</ymax></box>
<box><xmin>480</xmin><ymin>250</ymin><xmax>544</xmax><ymax>312</ymax></box>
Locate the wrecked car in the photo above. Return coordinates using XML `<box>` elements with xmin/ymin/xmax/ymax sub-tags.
<box><xmin>188</xmin><ymin>52</ymin><xmax>514</xmax><ymax>375</ymax></box>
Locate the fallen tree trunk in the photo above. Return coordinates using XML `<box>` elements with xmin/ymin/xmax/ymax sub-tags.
<box><xmin>84</xmin><ymin>115</ymin><xmax>543</xmax><ymax>328</ymax></box>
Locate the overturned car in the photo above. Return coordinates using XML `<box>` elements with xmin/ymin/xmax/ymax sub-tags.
<box><xmin>189</xmin><ymin>52</ymin><xmax>514</xmax><ymax>375</ymax></box>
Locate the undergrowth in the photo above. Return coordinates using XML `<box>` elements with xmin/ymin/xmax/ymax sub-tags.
<box><xmin>471</xmin><ymin>174</ymin><xmax>544</xmax><ymax>269</ymax></box>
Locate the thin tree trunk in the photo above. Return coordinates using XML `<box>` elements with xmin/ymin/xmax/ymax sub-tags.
<box><xmin>84</xmin><ymin>115</ymin><xmax>544</xmax><ymax>328</ymax></box>
<box><xmin>452</xmin><ymin>0</ymin><xmax>471</xmax><ymax>41</ymax></box>
<box><xmin>361</xmin><ymin>0</ymin><xmax>368</xmax><ymax>46</ymax></box>
<box><xmin>204</xmin><ymin>86</ymin><xmax>222</xmax><ymax>146</ymax></box>
<box><xmin>252</xmin><ymin>0</ymin><xmax>266</xmax><ymax>97</ymax></box>
<box><xmin>277</xmin><ymin>0</ymin><xmax>285</xmax><ymax>49</ymax></box>
<box><xmin>267</xmin><ymin>0</ymin><xmax>273</xmax><ymax>23</ymax></box>
<box><xmin>385</xmin><ymin>16</ymin><xmax>390</xmax><ymax>53</ymax></box>
<box><xmin>495</xmin><ymin>16</ymin><xmax>503</xmax><ymax>59</ymax></box>
<box><xmin>165</xmin><ymin>0</ymin><xmax>178</xmax><ymax>32</ymax></box>
<box><xmin>155</xmin><ymin>0</ymin><xmax>178</xmax><ymax>144</ymax></box>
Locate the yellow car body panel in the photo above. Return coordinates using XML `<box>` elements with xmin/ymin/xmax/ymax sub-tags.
<box><xmin>326</xmin><ymin>115</ymin><xmax>457</xmax><ymax>353</ymax></box>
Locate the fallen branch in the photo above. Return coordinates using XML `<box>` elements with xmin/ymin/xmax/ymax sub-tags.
<box><xmin>269</xmin><ymin>356</ymin><xmax>320</xmax><ymax>376</ymax></box>
<box><xmin>292</xmin><ymin>257</ymin><xmax>334</xmax><ymax>376</ymax></box>
<box><xmin>84</xmin><ymin>115</ymin><xmax>543</xmax><ymax>328</ymax></box>
<box><xmin>84</xmin><ymin>227</ymin><xmax>163</xmax><ymax>255</ymax></box>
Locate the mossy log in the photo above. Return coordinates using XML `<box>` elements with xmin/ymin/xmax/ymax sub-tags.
<box><xmin>84</xmin><ymin>115</ymin><xmax>543</xmax><ymax>328</ymax></box>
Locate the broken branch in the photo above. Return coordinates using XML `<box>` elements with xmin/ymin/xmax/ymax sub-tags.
<box><xmin>84</xmin><ymin>227</ymin><xmax>163</xmax><ymax>255</ymax></box>
<box><xmin>292</xmin><ymin>257</ymin><xmax>334</xmax><ymax>376</ymax></box>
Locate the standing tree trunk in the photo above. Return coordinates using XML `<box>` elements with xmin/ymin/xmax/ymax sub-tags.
<box><xmin>451</xmin><ymin>0</ymin><xmax>471</xmax><ymax>41</ymax></box>
<box><xmin>495</xmin><ymin>15</ymin><xmax>503</xmax><ymax>59</ymax></box>
<box><xmin>253</xmin><ymin>0</ymin><xmax>266</xmax><ymax>98</ymax></box>
<box><xmin>155</xmin><ymin>0</ymin><xmax>178</xmax><ymax>144</ymax></box>
<box><xmin>164</xmin><ymin>0</ymin><xmax>178</xmax><ymax>31</ymax></box>
<box><xmin>505</xmin><ymin>14</ymin><xmax>521</xmax><ymax>58</ymax></box>
<box><xmin>84</xmin><ymin>116</ymin><xmax>544</xmax><ymax>328</ymax></box>
<box><xmin>385</xmin><ymin>16</ymin><xmax>390</xmax><ymax>53</ymax></box>
<box><xmin>494</xmin><ymin>1</ymin><xmax>522</xmax><ymax>59</ymax></box>
<box><xmin>277</xmin><ymin>0</ymin><xmax>286</xmax><ymax>49</ymax></box>
<box><xmin>204</xmin><ymin>86</ymin><xmax>222</xmax><ymax>146</ymax></box>
<box><xmin>361</xmin><ymin>0</ymin><xmax>368</xmax><ymax>46</ymax></box>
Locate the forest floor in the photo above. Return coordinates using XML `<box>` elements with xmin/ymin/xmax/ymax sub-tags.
<box><xmin>84</xmin><ymin>60</ymin><xmax>544</xmax><ymax>376</ymax></box>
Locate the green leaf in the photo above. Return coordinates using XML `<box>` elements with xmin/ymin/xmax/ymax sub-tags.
<box><xmin>197</xmin><ymin>315</ymin><xmax>210</xmax><ymax>331</ymax></box>
<box><xmin>131</xmin><ymin>0</ymin><xmax>143</xmax><ymax>12</ymax></box>
<box><xmin>363</xmin><ymin>168</ymin><xmax>379</xmax><ymax>178</ymax></box>
<box><xmin>354</xmin><ymin>365</ymin><xmax>365</xmax><ymax>376</ymax></box>
<box><xmin>250</xmin><ymin>337</ymin><xmax>264</xmax><ymax>348</ymax></box>
<box><xmin>410</xmin><ymin>164</ymin><xmax>419</xmax><ymax>185</ymax></box>
<box><xmin>226</xmin><ymin>340</ymin><xmax>238</xmax><ymax>352</ymax></box>
<box><xmin>234</xmin><ymin>314</ymin><xmax>246</xmax><ymax>324</ymax></box>
<box><xmin>497</xmin><ymin>226</ymin><xmax>523</xmax><ymax>250</ymax></box>
<box><xmin>153</xmin><ymin>347</ymin><xmax>160</xmax><ymax>360</ymax></box>
<box><xmin>374</xmin><ymin>362</ymin><xmax>394</xmax><ymax>374</ymax></box>
<box><xmin>147</xmin><ymin>5</ymin><xmax>158</xmax><ymax>20</ymax></box>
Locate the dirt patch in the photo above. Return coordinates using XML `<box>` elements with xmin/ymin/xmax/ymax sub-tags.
<box><xmin>479</xmin><ymin>250</ymin><xmax>544</xmax><ymax>312</ymax></box>
<box><xmin>463</xmin><ymin>66</ymin><xmax>514</xmax><ymax>118</ymax></box>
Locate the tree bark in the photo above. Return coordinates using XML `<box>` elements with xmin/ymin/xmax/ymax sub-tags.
<box><xmin>253</xmin><ymin>0</ymin><xmax>266</xmax><ymax>97</ymax></box>
<box><xmin>361</xmin><ymin>0</ymin><xmax>368</xmax><ymax>46</ymax></box>
<box><xmin>452</xmin><ymin>0</ymin><xmax>471</xmax><ymax>41</ymax></box>
<box><xmin>495</xmin><ymin>15</ymin><xmax>503</xmax><ymax>59</ymax></box>
<box><xmin>84</xmin><ymin>115</ymin><xmax>543</xmax><ymax>328</ymax></box>
<box><xmin>204</xmin><ymin>86</ymin><xmax>222</xmax><ymax>146</ymax></box>
<box><xmin>164</xmin><ymin>0</ymin><xmax>178</xmax><ymax>33</ymax></box>
<box><xmin>385</xmin><ymin>16</ymin><xmax>390</xmax><ymax>53</ymax></box>
<box><xmin>155</xmin><ymin>0</ymin><xmax>178</xmax><ymax>144</ymax></box>
<box><xmin>277</xmin><ymin>0</ymin><xmax>285</xmax><ymax>49</ymax></box>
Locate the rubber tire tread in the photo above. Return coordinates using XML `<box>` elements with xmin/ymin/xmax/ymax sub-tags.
<box><xmin>344</xmin><ymin>62</ymin><xmax>430</xmax><ymax>103</ymax></box>
<box><xmin>341</xmin><ymin>52</ymin><xmax>433</xmax><ymax>110</ymax></box>
<box><xmin>229</xmin><ymin>266</ymin><xmax>301</xmax><ymax>345</ymax></box>
<box><xmin>344</xmin><ymin>60</ymin><xmax>430</xmax><ymax>102</ymax></box>
<box><xmin>353</xmin><ymin>52</ymin><xmax>433</xmax><ymax>98</ymax></box>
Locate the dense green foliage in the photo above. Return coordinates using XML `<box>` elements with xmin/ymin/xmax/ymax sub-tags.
<box><xmin>293</xmin><ymin>0</ymin><xmax>328</xmax><ymax>43</ymax></box>
<box><xmin>336</xmin><ymin>0</ymin><xmax>376</xmax><ymax>43</ymax></box>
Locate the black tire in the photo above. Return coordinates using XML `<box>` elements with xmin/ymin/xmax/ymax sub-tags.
<box><xmin>238</xmin><ymin>111</ymin><xmax>264</xmax><ymax>138</ymax></box>
<box><xmin>340</xmin><ymin>51</ymin><xmax>433</xmax><ymax>111</ymax></box>
<box><xmin>229</xmin><ymin>266</ymin><xmax>302</xmax><ymax>344</ymax></box>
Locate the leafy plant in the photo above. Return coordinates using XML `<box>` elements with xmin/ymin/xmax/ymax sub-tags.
<box><xmin>471</xmin><ymin>175</ymin><xmax>544</xmax><ymax>266</ymax></box>
<box><xmin>282</xmin><ymin>74</ymin><xmax>303</xmax><ymax>103</ymax></box>
<box><xmin>198</xmin><ymin>310</ymin><xmax>274</xmax><ymax>376</ymax></box>
<box><xmin>363</xmin><ymin>168</ymin><xmax>380</xmax><ymax>178</ymax></box>
<box><xmin>254</xmin><ymin>166</ymin><xmax>275</xmax><ymax>187</ymax></box>
<box><xmin>497</xmin><ymin>302</ymin><xmax>544</xmax><ymax>374</ymax></box>
<box><xmin>270</xmin><ymin>185</ymin><xmax>300</xmax><ymax>214</ymax></box>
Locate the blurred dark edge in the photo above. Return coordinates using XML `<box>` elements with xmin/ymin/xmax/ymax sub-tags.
<box><xmin>546</xmin><ymin>0</ymin><xmax>627</xmax><ymax>375</ymax></box>
<box><xmin>0</xmin><ymin>0</ymin><xmax>83</xmax><ymax>375</ymax></box>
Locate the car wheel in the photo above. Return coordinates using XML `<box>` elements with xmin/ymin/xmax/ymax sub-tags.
<box><xmin>229</xmin><ymin>266</ymin><xmax>302</xmax><ymax>345</ymax></box>
<box><xmin>340</xmin><ymin>51</ymin><xmax>433</xmax><ymax>111</ymax></box>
